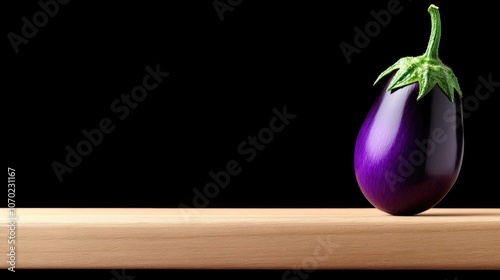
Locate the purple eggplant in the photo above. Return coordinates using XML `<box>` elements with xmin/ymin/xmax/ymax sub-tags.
<box><xmin>354</xmin><ymin>4</ymin><xmax>464</xmax><ymax>215</ymax></box>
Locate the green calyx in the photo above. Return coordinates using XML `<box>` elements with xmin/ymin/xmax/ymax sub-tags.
<box><xmin>374</xmin><ymin>4</ymin><xmax>462</xmax><ymax>102</ymax></box>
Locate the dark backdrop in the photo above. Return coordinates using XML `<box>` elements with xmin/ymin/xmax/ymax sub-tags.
<box><xmin>4</xmin><ymin>0</ymin><xmax>499</xmax><ymax>278</ymax></box>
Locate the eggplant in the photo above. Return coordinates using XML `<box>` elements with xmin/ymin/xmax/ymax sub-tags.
<box><xmin>354</xmin><ymin>4</ymin><xmax>464</xmax><ymax>215</ymax></box>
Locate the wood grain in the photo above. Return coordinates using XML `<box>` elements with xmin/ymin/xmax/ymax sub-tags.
<box><xmin>1</xmin><ymin>208</ymin><xmax>499</xmax><ymax>269</ymax></box>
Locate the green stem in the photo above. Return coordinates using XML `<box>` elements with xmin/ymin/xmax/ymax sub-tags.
<box><xmin>423</xmin><ymin>4</ymin><xmax>441</xmax><ymax>59</ymax></box>
<box><xmin>374</xmin><ymin>4</ymin><xmax>462</xmax><ymax>101</ymax></box>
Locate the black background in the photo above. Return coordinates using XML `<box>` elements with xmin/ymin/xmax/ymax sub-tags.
<box><xmin>4</xmin><ymin>0</ymin><xmax>499</xmax><ymax>278</ymax></box>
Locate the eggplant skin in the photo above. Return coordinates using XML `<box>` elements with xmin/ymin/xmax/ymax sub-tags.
<box><xmin>354</xmin><ymin>76</ymin><xmax>464</xmax><ymax>215</ymax></box>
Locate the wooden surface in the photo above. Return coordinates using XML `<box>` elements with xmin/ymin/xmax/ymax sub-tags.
<box><xmin>1</xmin><ymin>208</ymin><xmax>499</xmax><ymax>269</ymax></box>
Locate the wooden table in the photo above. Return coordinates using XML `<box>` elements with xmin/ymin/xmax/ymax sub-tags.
<box><xmin>1</xmin><ymin>208</ymin><xmax>499</xmax><ymax>269</ymax></box>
